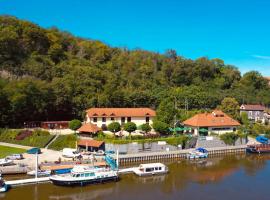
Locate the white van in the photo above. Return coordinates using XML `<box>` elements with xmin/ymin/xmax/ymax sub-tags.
<box><xmin>62</xmin><ymin>148</ymin><xmax>80</xmax><ymax>158</ymax></box>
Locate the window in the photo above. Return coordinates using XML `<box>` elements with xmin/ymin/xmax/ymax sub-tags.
<box><xmin>159</xmin><ymin>167</ymin><xmax>162</xmax><ymax>170</ymax></box>
<box><xmin>127</xmin><ymin>117</ymin><xmax>131</xmax><ymax>122</ymax></box>
<box><xmin>121</xmin><ymin>117</ymin><xmax>125</xmax><ymax>123</ymax></box>
<box><xmin>155</xmin><ymin>167</ymin><xmax>159</xmax><ymax>170</ymax></box>
<box><xmin>102</xmin><ymin>117</ymin><xmax>106</xmax><ymax>122</ymax></box>
<box><xmin>145</xmin><ymin>168</ymin><xmax>154</xmax><ymax>172</ymax></box>
<box><xmin>111</xmin><ymin>117</ymin><xmax>115</xmax><ymax>121</ymax></box>
<box><xmin>93</xmin><ymin>117</ymin><xmax>97</xmax><ymax>122</ymax></box>
<box><xmin>146</xmin><ymin>117</ymin><xmax>150</xmax><ymax>123</ymax></box>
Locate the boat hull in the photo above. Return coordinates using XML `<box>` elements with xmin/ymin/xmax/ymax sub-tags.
<box><xmin>50</xmin><ymin>176</ymin><xmax>119</xmax><ymax>186</ymax></box>
<box><xmin>135</xmin><ymin>170</ymin><xmax>168</xmax><ymax>177</ymax></box>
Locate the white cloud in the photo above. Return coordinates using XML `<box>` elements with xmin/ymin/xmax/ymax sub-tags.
<box><xmin>252</xmin><ymin>55</ymin><xmax>270</xmax><ymax>60</ymax></box>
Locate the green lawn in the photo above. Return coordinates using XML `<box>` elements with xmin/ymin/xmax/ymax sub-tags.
<box><xmin>0</xmin><ymin>145</ymin><xmax>26</xmax><ymax>158</ymax></box>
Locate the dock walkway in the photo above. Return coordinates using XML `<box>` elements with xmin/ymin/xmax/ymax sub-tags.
<box><xmin>6</xmin><ymin>177</ymin><xmax>50</xmax><ymax>186</ymax></box>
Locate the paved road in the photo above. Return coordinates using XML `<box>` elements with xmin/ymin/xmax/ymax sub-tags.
<box><xmin>0</xmin><ymin>142</ymin><xmax>33</xmax><ymax>150</ymax></box>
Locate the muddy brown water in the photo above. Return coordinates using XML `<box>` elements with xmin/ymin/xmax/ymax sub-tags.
<box><xmin>2</xmin><ymin>154</ymin><xmax>270</xmax><ymax>200</ymax></box>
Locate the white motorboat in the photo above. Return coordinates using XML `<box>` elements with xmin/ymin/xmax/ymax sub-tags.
<box><xmin>50</xmin><ymin>165</ymin><xmax>118</xmax><ymax>186</ymax></box>
<box><xmin>0</xmin><ymin>176</ymin><xmax>7</xmax><ymax>193</ymax></box>
<box><xmin>27</xmin><ymin>170</ymin><xmax>51</xmax><ymax>177</ymax></box>
<box><xmin>0</xmin><ymin>158</ymin><xmax>13</xmax><ymax>166</ymax></box>
<box><xmin>133</xmin><ymin>163</ymin><xmax>169</xmax><ymax>176</ymax></box>
<box><xmin>187</xmin><ymin>148</ymin><xmax>208</xmax><ymax>159</ymax></box>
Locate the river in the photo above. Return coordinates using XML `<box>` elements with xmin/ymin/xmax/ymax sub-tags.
<box><xmin>2</xmin><ymin>154</ymin><xmax>270</xmax><ymax>200</ymax></box>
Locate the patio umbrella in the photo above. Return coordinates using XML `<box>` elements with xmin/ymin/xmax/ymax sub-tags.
<box><xmin>183</xmin><ymin>127</ymin><xmax>191</xmax><ymax>131</ymax></box>
<box><xmin>175</xmin><ymin>127</ymin><xmax>183</xmax><ymax>131</ymax></box>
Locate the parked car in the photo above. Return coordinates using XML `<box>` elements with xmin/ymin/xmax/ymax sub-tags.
<box><xmin>6</xmin><ymin>154</ymin><xmax>24</xmax><ymax>160</ymax></box>
<box><xmin>62</xmin><ymin>148</ymin><xmax>80</xmax><ymax>158</ymax></box>
<box><xmin>27</xmin><ymin>148</ymin><xmax>41</xmax><ymax>154</ymax></box>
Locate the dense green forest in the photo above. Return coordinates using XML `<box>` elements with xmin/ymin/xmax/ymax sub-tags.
<box><xmin>0</xmin><ymin>16</ymin><xmax>270</xmax><ymax>127</ymax></box>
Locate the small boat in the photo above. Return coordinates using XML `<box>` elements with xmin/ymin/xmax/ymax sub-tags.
<box><xmin>0</xmin><ymin>176</ymin><xmax>7</xmax><ymax>193</ymax></box>
<box><xmin>50</xmin><ymin>165</ymin><xmax>118</xmax><ymax>186</ymax></box>
<box><xmin>187</xmin><ymin>148</ymin><xmax>208</xmax><ymax>159</ymax></box>
<box><xmin>0</xmin><ymin>158</ymin><xmax>13</xmax><ymax>166</ymax></box>
<box><xmin>246</xmin><ymin>144</ymin><xmax>270</xmax><ymax>153</ymax></box>
<box><xmin>133</xmin><ymin>163</ymin><xmax>169</xmax><ymax>176</ymax></box>
<box><xmin>27</xmin><ymin>170</ymin><xmax>51</xmax><ymax>177</ymax></box>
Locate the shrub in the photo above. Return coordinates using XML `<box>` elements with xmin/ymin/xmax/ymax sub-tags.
<box><xmin>123</xmin><ymin>122</ymin><xmax>137</xmax><ymax>133</ymax></box>
<box><xmin>107</xmin><ymin>122</ymin><xmax>121</xmax><ymax>133</ymax></box>
<box><xmin>15</xmin><ymin>130</ymin><xmax>33</xmax><ymax>140</ymax></box>
<box><xmin>69</xmin><ymin>119</ymin><xmax>82</xmax><ymax>131</ymax></box>
<box><xmin>220</xmin><ymin>132</ymin><xmax>239</xmax><ymax>145</ymax></box>
<box><xmin>141</xmin><ymin>123</ymin><xmax>151</xmax><ymax>133</ymax></box>
<box><xmin>152</xmin><ymin>120</ymin><xmax>169</xmax><ymax>134</ymax></box>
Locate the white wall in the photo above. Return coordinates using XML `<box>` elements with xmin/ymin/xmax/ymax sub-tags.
<box><xmin>186</xmin><ymin>126</ymin><xmax>237</xmax><ymax>136</ymax></box>
<box><xmin>85</xmin><ymin>115</ymin><xmax>153</xmax><ymax>128</ymax></box>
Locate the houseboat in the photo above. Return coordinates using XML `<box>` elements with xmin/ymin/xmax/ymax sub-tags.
<box><xmin>187</xmin><ymin>148</ymin><xmax>208</xmax><ymax>159</ymax></box>
<box><xmin>49</xmin><ymin>165</ymin><xmax>118</xmax><ymax>186</ymax></box>
<box><xmin>133</xmin><ymin>163</ymin><xmax>168</xmax><ymax>176</ymax></box>
<box><xmin>0</xmin><ymin>176</ymin><xmax>7</xmax><ymax>193</ymax></box>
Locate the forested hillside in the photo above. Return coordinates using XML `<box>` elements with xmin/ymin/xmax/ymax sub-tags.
<box><xmin>0</xmin><ymin>16</ymin><xmax>270</xmax><ymax>127</ymax></box>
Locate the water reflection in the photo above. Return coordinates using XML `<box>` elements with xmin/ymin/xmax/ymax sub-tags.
<box><xmin>3</xmin><ymin>154</ymin><xmax>270</xmax><ymax>200</ymax></box>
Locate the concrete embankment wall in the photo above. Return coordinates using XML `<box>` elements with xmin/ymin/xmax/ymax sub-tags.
<box><xmin>115</xmin><ymin>145</ymin><xmax>247</xmax><ymax>163</ymax></box>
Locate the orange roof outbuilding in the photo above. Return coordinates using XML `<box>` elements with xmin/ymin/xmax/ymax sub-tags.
<box><xmin>86</xmin><ymin>108</ymin><xmax>156</xmax><ymax>117</ymax></box>
<box><xmin>183</xmin><ymin>110</ymin><xmax>240</xmax><ymax>127</ymax></box>
<box><xmin>78</xmin><ymin>139</ymin><xmax>104</xmax><ymax>148</ymax></box>
<box><xmin>77</xmin><ymin>123</ymin><xmax>101</xmax><ymax>133</ymax></box>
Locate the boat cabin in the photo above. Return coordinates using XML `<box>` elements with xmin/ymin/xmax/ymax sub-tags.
<box><xmin>134</xmin><ymin>163</ymin><xmax>168</xmax><ymax>176</ymax></box>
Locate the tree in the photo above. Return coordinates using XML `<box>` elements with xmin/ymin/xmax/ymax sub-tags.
<box><xmin>69</xmin><ymin>119</ymin><xmax>81</xmax><ymax>132</ymax></box>
<box><xmin>123</xmin><ymin>122</ymin><xmax>137</xmax><ymax>137</ymax></box>
<box><xmin>107</xmin><ymin>122</ymin><xmax>121</xmax><ymax>136</ymax></box>
<box><xmin>141</xmin><ymin>123</ymin><xmax>151</xmax><ymax>134</ymax></box>
<box><xmin>152</xmin><ymin>120</ymin><xmax>169</xmax><ymax>134</ymax></box>
<box><xmin>218</xmin><ymin>97</ymin><xmax>240</xmax><ymax>120</ymax></box>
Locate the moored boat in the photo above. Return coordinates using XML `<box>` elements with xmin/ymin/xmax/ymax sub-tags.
<box><xmin>187</xmin><ymin>148</ymin><xmax>208</xmax><ymax>159</ymax></box>
<box><xmin>133</xmin><ymin>163</ymin><xmax>168</xmax><ymax>176</ymax></box>
<box><xmin>27</xmin><ymin>170</ymin><xmax>51</xmax><ymax>177</ymax></box>
<box><xmin>0</xmin><ymin>158</ymin><xmax>13</xmax><ymax>166</ymax></box>
<box><xmin>246</xmin><ymin>144</ymin><xmax>270</xmax><ymax>153</ymax></box>
<box><xmin>0</xmin><ymin>176</ymin><xmax>7</xmax><ymax>193</ymax></box>
<box><xmin>50</xmin><ymin>165</ymin><xmax>118</xmax><ymax>186</ymax></box>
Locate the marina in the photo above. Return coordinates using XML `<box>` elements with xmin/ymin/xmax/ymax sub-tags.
<box><xmin>2</xmin><ymin>154</ymin><xmax>270</xmax><ymax>200</ymax></box>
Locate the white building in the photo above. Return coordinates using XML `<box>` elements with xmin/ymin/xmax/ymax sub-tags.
<box><xmin>85</xmin><ymin>108</ymin><xmax>156</xmax><ymax>130</ymax></box>
<box><xmin>183</xmin><ymin>110</ymin><xmax>240</xmax><ymax>136</ymax></box>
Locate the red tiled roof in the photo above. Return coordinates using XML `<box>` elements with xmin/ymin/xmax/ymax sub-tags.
<box><xmin>77</xmin><ymin>123</ymin><xmax>101</xmax><ymax>133</ymax></box>
<box><xmin>183</xmin><ymin>110</ymin><xmax>240</xmax><ymax>127</ymax></box>
<box><xmin>78</xmin><ymin>139</ymin><xmax>104</xmax><ymax>148</ymax></box>
<box><xmin>240</xmin><ymin>104</ymin><xmax>266</xmax><ymax>111</ymax></box>
<box><xmin>86</xmin><ymin>108</ymin><xmax>156</xmax><ymax>117</ymax></box>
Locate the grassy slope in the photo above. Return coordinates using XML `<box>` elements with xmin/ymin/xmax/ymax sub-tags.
<box><xmin>48</xmin><ymin>135</ymin><xmax>77</xmax><ymax>151</ymax></box>
<box><xmin>0</xmin><ymin>145</ymin><xmax>26</xmax><ymax>158</ymax></box>
<box><xmin>0</xmin><ymin>129</ymin><xmax>54</xmax><ymax>148</ymax></box>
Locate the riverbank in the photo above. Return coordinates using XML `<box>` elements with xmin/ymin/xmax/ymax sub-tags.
<box><xmin>2</xmin><ymin>154</ymin><xmax>270</xmax><ymax>200</ymax></box>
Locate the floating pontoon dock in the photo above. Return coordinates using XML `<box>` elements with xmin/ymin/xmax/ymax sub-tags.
<box><xmin>5</xmin><ymin>177</ymin><xmax>50</xmax><ymax>186</ymax></box>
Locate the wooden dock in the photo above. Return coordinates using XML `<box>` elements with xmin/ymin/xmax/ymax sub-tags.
<box><xmin>5</xmin><ymin>177</ymin><xmax>50</xmax><ymax>186</ymax></box>
<box><xmin>113</xmin><ymin>145</ymin><xmax>247</xmax><ymax>163</ymax></box>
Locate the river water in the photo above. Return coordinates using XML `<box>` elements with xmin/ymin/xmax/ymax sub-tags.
<box><xmin>2</xmin><ymin>154</ymin><xmax>270</xmax><ymax>200</ymax></box>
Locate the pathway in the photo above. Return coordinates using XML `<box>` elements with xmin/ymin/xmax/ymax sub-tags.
<box><xmin>0</xmin><ymin>142</ymin><xmax>33</xmax><ymax>150</ymax></box>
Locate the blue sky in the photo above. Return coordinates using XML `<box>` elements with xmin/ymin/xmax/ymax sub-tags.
<box><xmin>1</xmin><ymin>0</ymin><xmax>270</xmax><ymax>75</ymax></box>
